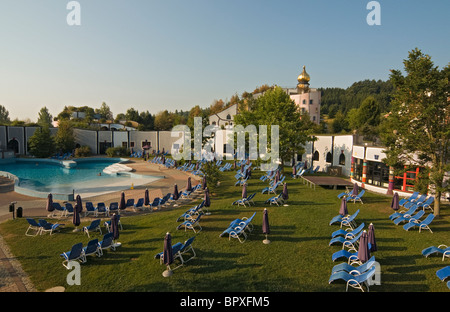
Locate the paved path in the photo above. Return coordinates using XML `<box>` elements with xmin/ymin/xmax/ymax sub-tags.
<box><xmin>0</xmin><ymin>160</ymin><xmax>199</xmax><ymax>292</ymax></box>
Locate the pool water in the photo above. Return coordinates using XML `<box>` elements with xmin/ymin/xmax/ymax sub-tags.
<box><xmin>0</xmin><ymin>158</ymin><xmax>160</xmax><ymax>198</ymax></box>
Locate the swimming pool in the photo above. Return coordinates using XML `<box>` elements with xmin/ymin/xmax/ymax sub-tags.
<box><xmin>0</xmin><ymin>158</ymin><xmax>162</xmax><ymax>200</ymax></box>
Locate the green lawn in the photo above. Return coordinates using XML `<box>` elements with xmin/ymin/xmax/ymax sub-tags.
<box><xmin>0</xmin><ymin>167</ymin><xmax>449</xmax><ymax>292</ymax></box>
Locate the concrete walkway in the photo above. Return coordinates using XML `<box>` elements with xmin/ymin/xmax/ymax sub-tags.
<box><xmin>0</xmin><ymin>160</ymin><xmax>199</xmax><ymax>292</ymax></box>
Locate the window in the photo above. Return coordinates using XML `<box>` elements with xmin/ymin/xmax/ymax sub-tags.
<box><xmin>353</xmin><ymin>159</ymin><xmax>392</xmax><ymax>189</ymax></box>
<box><xmin>394</xmin><ymin>166</ymin><xmax>422</xmax><ymax>192</ymax></box>
<box><xmin>339</xmin><ymin>153</ymin><xmax>346</xmax><ymax>165</ymax></box>
<box><xmin>122</xmin><ymin>142</ymin><xmax>127</xmax><ymax>148</ymax></box>
<box><xmin>302</xmin><ymin>99</ymin><xmax>306</xmax><ymax>104</ymax></box>
<box><xmin>309</xmin><ymin>99</ymin><xmax>313</xmax><ymax>104</ymax></box>
<box><xmin>130</xmin><ymin>142</ymin><xmax>135</xmax><ymax>148</ymax></box>
<box><xmin>142</xmin><ymin>141</ymin><xmax>151</xmax><ymax>149</ymax></box>
<box><xmin>326</xmin><ymin>152</ymin><xmax>332</xmax><ymax>163</ymax></box>
<box><xmin>366</xmin><ymin>161</ymin><xmax>390</xmax><ymax>188</ymax></box>
<box><xmin>313</xmin><ymin>151</ymin><xmax>319</xmax><ymax>161</ymax></box>
<box><xmin>226</xmin><ymin>114</ymin><xmax>231</xmax><ymax>120</ymax></box>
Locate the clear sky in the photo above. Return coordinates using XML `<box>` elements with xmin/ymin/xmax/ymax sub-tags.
<box><xmin>0</xmin><ymin>0</ymin><xmax>449</xmax><ymax>122</ymax></box>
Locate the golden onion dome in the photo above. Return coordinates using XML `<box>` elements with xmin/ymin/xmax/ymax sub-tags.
<box><xmin>297</xmin><ymin>66</ymin><xmax>310</xmax><ymax>83</ymax></box>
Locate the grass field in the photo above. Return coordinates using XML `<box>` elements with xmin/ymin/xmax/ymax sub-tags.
<box><xmin>0</xmin><ymin>166</ymin><xmax>449</xmax><ymax>292</ymax></box>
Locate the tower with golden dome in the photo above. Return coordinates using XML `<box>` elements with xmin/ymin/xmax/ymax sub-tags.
<box><xmin>288</xmin><ymin>65</ymin><xmax>321</xmax><ymax>124</ymax></box>
<box><xmin>297</xmin><ymin>65</ymin><xmax>310</xmax><ymax>94</ymax></box>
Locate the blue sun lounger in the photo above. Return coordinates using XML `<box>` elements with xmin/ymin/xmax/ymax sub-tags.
<box><xmin>389</xmin><ymin>204</ymin><xmax>418</xmax><ymax>221</ymax></box>
<box><xmin>83</xmin><ymin>219</ymin><xmax>102</xmax><ymax>238</ymax></box>
<box><xmin>329</xmin><ymin>209</ymin><xmax>360</xmax><ymax>227</ymax></box>
<box><xmin>331</xmin><ymin>256</ymin><xmax>376</xmax><ymax>275</ymax></box>
<box><xmin>331</xmin><ymin>249</ymin><xmax>359</xmax><ymax>263</ymax></box>
<box><xmin>83</xmin><ymin>239</ymin><xmax>99</xmax><ymax>260</ymax></box>
<box><xmin>38</xmin><ymin>219</ymin><xmax>65</xmax><ymax>235</ymax></box>
<box><xmin>155</xmin><ymin>237</ymin><xmax>196</xmax><ymax>269</ymax></box>
<box><xmin>219</xmin><ymin>212</ymin><xmax>256</xmax><ymax>240</ymax></box>
<box><xmin>97</xmin><ymin>232</ymin><xmax>116</xmax><ymax>256</ymax></box>
<box><xmin>329</xmin><ymin>230</ymin><xmax>363</xmax><ymax>250</ymax></box>
<box><xmin>406</xmin><ymin>194</ymin><xmax>427</xmax><ymax>207</ymax></box>
<box><xmin>399</xmin><ymin>192</ymin><xmax>419</xmax><ymax>206</ymax></box>
<box><xmin>177</xmin><ymin>201</ymin><xmax>204</xmax><ymax>222</ymax></box>
<box><xmin>403</xmin><ymin>213</ymin><xmax>435</xmax><ymax>233</ymax></box>
<box><xmin>422</xmin><ymin>244</ymin><xmax>450</xmax><ymax>261</ymax></box>
<box><xmin>60</xmin><ymin>242</ymin><xmax>84</xmax><ymax>269</ymax></box>
<box><xmin>393</xmin><ymin>210</ymin><xmax>425</xmax><ymax>225</ymax></box>
<box><xmin>265</xmin><ymin>193</ymin><xmax>284</xmax><ymax>206</ymax></box>
<box><xmin>331</xmin><ymin>223</ymin><xmax>365</xmax><ymax>239</ymax></box>
<box><xmin>261</xmin><ymin>181</ymin><xmax>281</xmax><ymax>194</ymax></box>
<box><xmin>25</xmin><ymin>218</ymin><xmax>42</xmax><ymax>236</ymax></box>
<box><xmin>85</xmin><ymin>202</ymin><xmax>96</xmax><ymax>217</ymax></box>
<box><xmin>328</xmin><ymin>265</ymin><xmax>376</xmax><ymax>292</ymax></box>
<box><xmin>176</xmin><ymin>213</ymin><xmax>203</xmax><ymax>233</ymax></box>
<box><xmin>418</xmin><ymin>196</ymin><xmax>434</xmax><ymax>211</ymax></box>
<box><xmin>346</xmin><ymin>190</ymin><xmax>365</xmax><ymax>204</ymax></box>
<box><xmin>232</xmin><ymin>193</ymin><xmax>256</xmax><ymax>207</ymax></box>
<box><xmin>436</xmin><ymin>266</ymin><xmax>450</xmax><ymax>281</ymax></box>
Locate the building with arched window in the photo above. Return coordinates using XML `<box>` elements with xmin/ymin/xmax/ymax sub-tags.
<box><xmin>208</xmin><ymin>104</ymin><xmax>238</xmax><ymax>129</ymax></box>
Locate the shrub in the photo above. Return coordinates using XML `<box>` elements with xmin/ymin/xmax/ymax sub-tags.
<box><xmin>75</xmin><ymin>146</ymin><xmax>91</xmax><ymax>157</ymax></box>
<box><xmin>106</xmin><ymin>146</ymin><xmax>130</xmax><ymax>157</ymax></box>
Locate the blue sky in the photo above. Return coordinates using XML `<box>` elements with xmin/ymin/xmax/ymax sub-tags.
<box><xmin>0</xmin><ymin>0</ymin><xmax>449</xmax><ymax>121</ymax></box>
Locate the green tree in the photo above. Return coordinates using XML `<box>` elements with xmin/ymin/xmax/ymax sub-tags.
<box><xmin>125</xmin><ymin>108</ymin><xmax>140</xmax><ymax>123</ymax></box>
<box><xmin>54</xmin><ymin>120</ymin><xmax>75</xmax><ymax>153</ymax></box>
<box><xmin>28</xmin><ymin>126</ymin><xmax>55</xmax><ymax>158</ymax></box>
<box><xmin>234</xmin><ymin>86</ymin><xmax>316</xmax><ymax>164</ymax></box>
<box><xmin>330</xmin><ymin>111</ymin><xmax>349</xmax><ymax>134</ymax></box>
<box><xmin>380</xmin><ymin>48</ymin><xmax>450</xmax><ymax>217</ymax></box>
<box><xmin>201</xmin><ymin>161</ymin><xmax>222</xmax><ymax>193</ymax></box>
<box><xmin>154</xmin><ymin>110</ymin><xmax>174</xmax><ymax>131</ymax></box>
<box><xmin>37</xmin><ymin>107</ymin><xmax>53</xmax><ymax>128</ymax></box>
<box><xmin>354</xmin><ymin>96</ymin><xmax>381</xmax><ymax>141</ymax></box>
<box><xmin>137</xmin><ymin>111</ymin><xmax>154</xmax><ymax>131</ymax></box>
<box><xmin>0</xmin><ymin>105</ymin><xmax>10</xmax><ymax>125</ymax></box>
<box><xmin>96</xmin><ymin>102</ymin><xmax>113</xmax><ymax>121</ymax></box>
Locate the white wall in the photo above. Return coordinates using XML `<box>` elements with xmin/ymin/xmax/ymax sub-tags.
<box><xmin>311</xmin><ymin>136</ymin><xmax>332</xmax><ymax>172</ymax></box>
<box><xmin>333</xmin><ymin>135</ymin><xmax>353</xmax><ymax>176</ymax></box>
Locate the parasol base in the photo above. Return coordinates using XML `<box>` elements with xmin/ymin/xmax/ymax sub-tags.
<box><xmin>112</xmin><ymin>242</ymin><xmax>122</xmax><ymax>248</ymax></box>
<box><xmin>283</xmin><ymin>204</ymin><xmax>289</xmax><ymax>206</ymax></box>
<box><xmin>45</xmin><ymin>286</ymin><xmax>65</xmax><ymax>292</ymax></box>
<box><xmin>263</xmin><ymin>239</ymin><xmax>271</xmax><ymax>244</ymax></box>
<box><xmin>162</xmin><ymin>269</ymin><xmax>173</xmax><ymax>277</ymax></box>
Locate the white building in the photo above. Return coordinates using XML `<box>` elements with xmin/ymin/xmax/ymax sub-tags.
<box><xmin>208</xmin><ymin>104</ymin><xmax>238</xmax><ymax>129</ymax></box>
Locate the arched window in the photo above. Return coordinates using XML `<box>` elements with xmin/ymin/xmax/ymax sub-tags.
<box><xmin>339</xmin><ymin>153</ymin><xmax>346</xmax><ymax>165</ymax></box>
<box><xmin>326</xmin><ymin>152</ymin><xmax>332</xmax><ymax>163</ymax></box>
<box><xmin>313</xmin><ymin>151</ymin><xmax>319</xmax><ymax>161</ymax></box>
<box><xmin>226</xmin><ymin>114</ymin><xmax>231</xmax><ymax>120</ymax></box>
<box><xmin>7</xmin><ymin>139</ymin><xmax>19</xmax><ymax>154</ymax></box>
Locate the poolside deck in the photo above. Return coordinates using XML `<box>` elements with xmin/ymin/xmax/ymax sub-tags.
<box><xmin>0</xmin><ymin>160</ymin><xmax>200</xmax><ymax>222</ymax></box>
<box><xmin>301</xmin><ymin>175</ymin><xmax>353</xmax><ymax>190</ymax></box>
